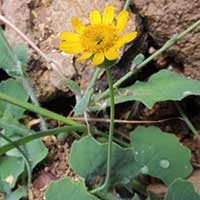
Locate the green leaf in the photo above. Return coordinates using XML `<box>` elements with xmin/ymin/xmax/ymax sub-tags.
<box><xmin>63</xmin><ymin>79</ymin><xmax>81</xmax><ymax>96</ymax></box>
<box><xmin>147</xmin><ymin>193</ymin><xmax>161</xmax><ymax>200</ymax></box>
<box><xmin>0</xmin><ymin>79</ymin><xmax>29</xmax><ymax>118</ymax></box>
<box><xmin>74</xmin><ymin>68</ymin><xmax>100</xmax><ymax>116</ymax></box>
<box><xmin>131</xmin><ymin>54</ymin><xmax>145</xmax><ymax>68</ymax></box>
<box><xmin>0</xmin><ymin>180</ymin><xmax>10</xmax><ymax>194</ymax></box>
<box><xmin>14</xmin><ymin>44</ymin><xmax>27</xmax><ymax>65</ymax></box>
<box><xmin>74</xmin><ymin>86</ymin><xmax>93</xmax><ymax>116</ymax></box>
<box><xmin>0</xmin><ymin>156</ymin><xmax>24</xmax><ymax>188</ymax></box>
<box><xmin>69</xmin><ymin>136</ymin><xmax>140</xmax><ymax>188</ymax></box>
<box><xmin>130</xmin><ymin>126</ymin><xmax>192</xmax><ymax>185</ymax></box>
<box><xmin>0</xmin><ymin>28</ymin><xmax>17</xmax><ymax>75</ymax></box>
<box><xmin>111</xmin><ymin>70</ymin><xmax>200</xmax><ymax>109</ymax></box>
<box><xmin>132</xmin><ymin>194</ymin><xmax>140</xmax><ymax>200</ymax></box>
<box><xmin>5</xmin><ymin>186</ymin><xmax>27</xmax><ymax>200</ymax></box>
<box><xmin>0</xmin><ymin>111</ymin><xmax>48</xmax><ymax>170</ymax></box>
<box><xmin>165</xmin><ymin>179</ymin><xmax>200</xmax><ymax>200</ymax></box>
<box><xmin>45</xmin><ymin>177</ymin><xmax>100</xmax><ymax>200</ymax></box>
<box><xmin>0</xmin><ymin>28</ymin><xmax>23</xmax><ymax>77</ymax></box>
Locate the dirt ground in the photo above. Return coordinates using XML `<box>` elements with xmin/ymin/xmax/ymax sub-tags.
<box><xmin>0</xmin><ymin>0</ymin><xmax>200</xmax><ymax>199</ymax></box>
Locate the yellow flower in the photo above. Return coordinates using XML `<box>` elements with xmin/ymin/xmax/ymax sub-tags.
<box><xmin>59</xmin><ymin>6</ymin><xmax>137</xmax><ymax>66</ymax></box>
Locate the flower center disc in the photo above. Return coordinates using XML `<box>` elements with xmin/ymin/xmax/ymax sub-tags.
<box><xmin>80</xmin><ymin>24</ymin><xmax>118</xmax><ymax>53</ymax></box>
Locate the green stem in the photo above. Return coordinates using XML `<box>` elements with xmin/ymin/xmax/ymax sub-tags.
<box><xmin>21</xmin><ymin>70</ymin><xmax>47</xmax><ymax>131</ymax></box>
<box><xmin>74</xmin><ymin>68</ymin><xmax>100</xmax><ymax>117</ymax></box>
<box><xmin>91</xmin><ymin>68</ymin><xmax>115</xmax><ymax>193</ymax></box>
<box><xmin>0</xmin><ymin>126</ymin><xmax>87</xmax><ymax>155</ymax></box>
<box><xmin>94</xmin><ymin>19</ymin><xmax>200</xmax><ymax>102</ymax></box>
<box><xmin>0</xmin><ymin>133</ymin><xmax>32</xmax><ymax>184</ymax></box>
<box><xmin>123</xmin><ymin>0</ymin><xmax>132</xmax><ymax>10</ymax></box>
<box><xmin>175</xmin><ymin>102</ymin><xmax>200</xmax><ymax>140</ymax></box>
<box><xmin>0</xmin><ymin>125</ymin><xmax>127</xmax><ymax>156</ymax></box>
<box><xmin>104</xmin><ymin>68</ymin><xmax>115</xmax><ymax>190</ymax></box>
<box><xmin>0</xmin><ymin>92</ymin><xmax>80</xmax><ymax>126</ymax></box>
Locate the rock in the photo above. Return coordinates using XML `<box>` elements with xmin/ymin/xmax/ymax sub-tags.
<box><xmin>132</xmin><ymin>0</ymin><xmax>200</xmax><ymax>79</ymax></box>
<box><xmin>2</xmin><ymin>0</ymin><xmax>32</xmax><ymax>46</ymax></box>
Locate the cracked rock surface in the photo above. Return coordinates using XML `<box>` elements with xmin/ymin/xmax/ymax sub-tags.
<box><xmin>132</xmin><ymin>0</ymin><xmax>200</xmax><ymax>79</ymax></box>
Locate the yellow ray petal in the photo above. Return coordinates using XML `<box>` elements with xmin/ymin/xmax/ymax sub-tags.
<box><xmin>77</xmin><ymin>52</ymin><xmax>93</xmax><ymax>61</ymax></box>
<box><xmin>59</xmin><ymin>42</ymin><xmax>84</xmax><ymax>54</ymax></box>
<box><xmin>105</xmin><ymin>49</ymin><xmax>119</xmax><ymax>60</ymax></box>
<box><xmin>102</xmin><ymin>6</ymin><xmax>115</xmax><ymax>25</ymax></box>
<box><xmin>60</xmin><ymin>32</ymin><xmax>80</xmax><ymax>41</ymax></box>
<box><xmin>115</xmin><ymin>32</ymin><xmax>138</xmax><ymax>49</ymax></box>
<box><xmin>90</xmin><ymin>10</ymin><xmax>101</xmax><ymax>25</ymax></box>
<box><xmin>92</xmin><ymin>53</ymin><xmax>105</xmax><ymax>65</ymax></box>
<box><xmin>116</xmin><ymin>10</ymin><xmax>129</xmax><ymax>33</ymax></box>
<box><xmin>71</xmin><ymin>17</ymin><xmax>85</xmax><ymax>33</ymax></box>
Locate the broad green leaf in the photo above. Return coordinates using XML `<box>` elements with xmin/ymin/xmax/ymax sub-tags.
<box><xmin>5</xmin><ymin>186</ymin><xmax>27</xmax><ymax>200</ymax></box>
<box><xmin>110</xmin><ymin>70</ymin><xmax>200</xmax><ymax>109</ymax></box>
<box><xmin>69</xmin><ymin>136</ymin><xmax>140</xmax><ymax>188</ymax></box>
<box><xmin>130</xmin><ymin>126</ymin><xmax>192</xmax><ymax>185</ymax></box>
<box><xmin>0</xmin><ymin>79</ymin><xmax>29</xmax><ymax>118</ymax></box>
<box><xmin>63</xmin><ymin>79</ymin><xmax>81</xmax><ymax>96</ymax></box>
<box><xmin>14</xmin><ymin>44</ymin><xmax>27</xmax><ymax>65</ymax></box>
<box><xmin>0</xmin><ymin>156</ymin><xmax>24</xmax><ymax>188</ymax></box>
<box><xmin>0</xmin><ymin>111</ymin><xmax>48</xmax><ymax>170</ymax></box>
<box><xmin>165</xmin><ymin>179</ymin><xmax>200</xmax><ymax>200</ymax></box>
<box><xmin>45</xmin><ymin>177</ymin><xmax>100</xmax><ymax>200</ymax></box>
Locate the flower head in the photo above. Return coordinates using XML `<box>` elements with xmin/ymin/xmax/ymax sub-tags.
<box><xmin>59</xmin><ymin>6</ymin><xmax>137</xmax><ymax>66</ymax></box>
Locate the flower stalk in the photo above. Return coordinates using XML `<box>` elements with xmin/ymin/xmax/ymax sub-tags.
<box><xmin>91</xmin><ymin>67</ymin><xmax>115</xmax><ymax>193</ymax></box>
<box><xmin>104</xmin><ymin>67</ymin><xmax>115</xmax><ymax>190</ymax></box>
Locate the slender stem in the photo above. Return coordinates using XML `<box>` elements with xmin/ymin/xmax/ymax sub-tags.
<box><xmin>94</xmin><ymin>19</ymin><xmax>200</xmax><ymax>102</ymax></box>
<box><xmin>0</xmin><ymin>92</ymin><xmax>80</xmax><ymax>126</ymax></box>
<box><xmin>82</xmin><ymin>68</ymin><xmax>101</xmax><ymax>134</ymax></box>
<box><xmin>0</xmin><ymin>126</ymin><xmax>87</xmax><ymax>155</ymax></box>
<box><xmin>0</xmin><ymin>92</ymin><xmax>127</xmax><ymax>147</ymax></box>
<box><xmin>0</xmin><ymin>125</ymin><xmax>127</xmax><ymax>156</ymax></box>
<box><xmin>123</xmin><ymin>0</ymin><xmax>132</xmax><ymax>10</ymax></box>
<box><xmin>0</xmin><ymin>133</ymin><xmax>32</xmax><ymax>184</ymax></box>
<box><xmin>20</xmin><ymin>69</ymin><xmax>47</xmax><ymax>131</ymax></box>
<box><xmin>104</xmin><ymin>68</ymin><xmax>115</xmax><ymax>189</ymax></box>
<box><xmin>175</xmin><ymin>102</ymin><xmax>200</xmax><ymax>140</ymax></box>
<box><xmin>91</xmin><ymin>68</ymin><xmax>115</xmax><ymax>193</ymax></box>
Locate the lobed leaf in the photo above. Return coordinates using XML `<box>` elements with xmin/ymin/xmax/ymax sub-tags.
<box><xmin>130</xmin><ymin>126</ymin><xmax>193</xmax><ymax>185</ymax></box>
<box><xmin>165</xmin><ymin>179</ymin><xmax>200</xmax><ymax>200</ymax></box>
<box><xmin>69</xmin><ymin>136</ymin><xmax>140</xmax><ymax>188</ymax></box>
<box><xmin>45</xmin><ymin>177</ymin><xmax>100</xmax><ymax>200</ymax></box>
<box><xmin>105</xmin><ymin>70</ymin><xmax>200</xmax><ymax>109</ymax></box>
